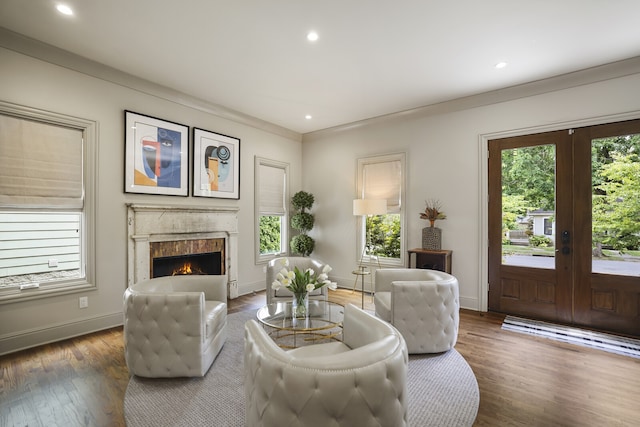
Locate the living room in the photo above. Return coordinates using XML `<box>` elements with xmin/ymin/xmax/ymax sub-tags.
<box><xmin>1</xmin><ymin>2</ymin><xmax>640</xmax><ymax>426</ymax></box>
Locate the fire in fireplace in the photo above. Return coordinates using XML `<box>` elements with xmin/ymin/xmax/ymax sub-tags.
<box><xmin>152</xmin><ymin>252</ymin><xmax>222</xmax><ymax>278</ymax></box>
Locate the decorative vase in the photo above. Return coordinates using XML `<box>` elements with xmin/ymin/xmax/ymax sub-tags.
<box><xmin>422</xmin><ymin>226</ymin><xmax>442</xmax><ymax>250</ymax></box>
<box><xmin>292</xmin><ymin>292</ymin><xmax>309</xmax><ymax>318</ymax></box>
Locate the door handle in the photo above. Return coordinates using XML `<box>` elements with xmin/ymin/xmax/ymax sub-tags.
<box><xmin>561</xmin><ymin>230</ymin><xmax>570</xmax><ymax>244</ymax></box>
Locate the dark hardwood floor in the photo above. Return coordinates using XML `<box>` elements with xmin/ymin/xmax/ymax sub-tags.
<box><xmin>1</xmin><ymin>289</ymin><xmax>639</xmax><ymax>426</ymax></box>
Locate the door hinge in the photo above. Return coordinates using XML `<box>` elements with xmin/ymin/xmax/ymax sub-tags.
<box><xmin>568</xmin><ymin>129</ymin><xmax>575</xmax><ymax>135</ymax></box>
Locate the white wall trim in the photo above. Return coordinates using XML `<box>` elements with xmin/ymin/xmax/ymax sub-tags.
<box><xmin>0</xmin><ymin>312</ymin><xmax>122</xmax><ymax>356</ymax></box>
<box><xmin>0</xmin><ymin>27</ymin><xmax>301</xmax><ymax>142</ymax></box>
<box><xmin>477</xmin><ymin>109</ymin><xmax>640</xmax><ymax>312</ymax></box>
<box><xmin>304</xmin><ymin>56</ymin><xmax>640</xmax><ymax>141</ymax></box>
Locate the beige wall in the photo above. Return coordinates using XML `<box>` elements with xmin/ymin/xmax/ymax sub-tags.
<box><xmin>2</xmin><ymin>37</ymin><xmax>640</xmax><ymax>354</ymax></box>
<box><xmin>302</xmin><ymin>67</ymin><xmax>640</xmax><ymax>311</ymax></box>
<box><xmin>0</xmin><ymin>46</ymin><xmax>302</xmax><ymax>354</ymax></box>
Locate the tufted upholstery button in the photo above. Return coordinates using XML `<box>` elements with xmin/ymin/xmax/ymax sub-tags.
<box><xmin>374</xmin><ymin>268</ymin><xmax>460</xmax><ymax>354</ymax></box>
<box><xmin>123</xmin><ymin>275</ymin><xmax>228</xmax><ymax>378</ymax></box>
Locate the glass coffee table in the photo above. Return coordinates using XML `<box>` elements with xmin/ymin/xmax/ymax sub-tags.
<box><xmin>256</xmin><ymin>300</ymin><xmax>345</xmax><ymax>348</ymax></box>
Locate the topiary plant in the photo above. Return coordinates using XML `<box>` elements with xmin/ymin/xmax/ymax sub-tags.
<box><xmin>291</xmin><ymin>212</ymin><xmax>314</xmax><ymax>232</ymax></box>
<box><xmin>291</xmin><ymin>234</ymin><xmax>315</xmax><ymax>257</ymax></box>
<box><xmin>291</xmin><ymin>191</ymin><xmax>314</xmax><ymax>212</ymax></box>
<box><xmin>290</xmin><ymin>191</ymin><xmax>315</xmax><ymax>256</ymax></box>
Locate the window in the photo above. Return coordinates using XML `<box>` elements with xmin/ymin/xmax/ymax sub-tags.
<box><xmin>255</xmin><ymin>157</ymin><xmax>289</xmax><ymax>263</ymax></box>
<box><xmin>356</xmin><ymin>153</ymin><xmax>406</xmax><ymax>266</ymax></box>
<box><xmin>0</xmin><ymin>102</ymin><xmax>96</xmax><ymax>302</ymax></box>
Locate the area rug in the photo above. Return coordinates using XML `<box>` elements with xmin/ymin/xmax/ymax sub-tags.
<box><xmin>502</xmin><ymin>315</ymin><xmax>640</xmax><ymax>359</ymax></box>
<box><xmin>124</xmin><ymin>311</ymin><xmax>479</xmax><ymax>427</ymax></box>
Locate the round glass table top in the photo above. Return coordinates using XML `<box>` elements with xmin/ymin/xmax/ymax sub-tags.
<box><xmin>256</xmin><ymin>300</ymin><xmax>345</xmax><ymax>331</ymax></box>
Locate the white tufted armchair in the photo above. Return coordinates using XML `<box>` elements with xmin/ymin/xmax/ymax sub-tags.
<box><xmin>244</xmin><ymin>303</ymin><xmax>408</xmax><ymax>427</ymax></box>
<box><xmin>375</xmin><ymin>268</ymin><xmax>459</xmax><ymax>354</ymax></box>
<box><xmin>123</xmin><ymin>275</ymin><xmax>227</xmax><ymax>378</ymax></box>
<box><xmin>265</xmin><ymin>257</ymin><xmax>328</xmax><ymax>305</ymax></box>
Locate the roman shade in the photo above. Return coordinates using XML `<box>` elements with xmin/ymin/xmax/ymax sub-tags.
<box><xmin>258</xmin><ymin>163</ymin><xmax>285</xmax><ymax>216</ymax></box>
<box><xmin>0</xmin><ymin>114</ymin><xmax>83</xmax><ymax>209</ymax></box>
<box><xmin>362</xmin><ymin>159</ymin><xmax>401</xmax><ymax>213</ymax></box>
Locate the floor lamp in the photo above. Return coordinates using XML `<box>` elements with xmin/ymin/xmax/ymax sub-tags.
<box><xmin>352</xmin><ymin>199</ymin><xmax>387</xmax><ymax>305</ymax></box>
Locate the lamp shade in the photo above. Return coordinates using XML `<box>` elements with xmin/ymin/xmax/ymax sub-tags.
<box><xmin>353</xmin><ymin>199</ymin><xmax>387</xmax><ymax>216</ymax></box>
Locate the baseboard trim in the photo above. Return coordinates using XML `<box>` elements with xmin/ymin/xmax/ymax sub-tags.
<box><xmin>237</xmin><ymin>280</ymin><xmax>265</xmax><ymax>297</ymax></box>
<box><xmin>0</xmin><ymin>312</ymin><xmax>123</xmax><ymax>356</ymax></box>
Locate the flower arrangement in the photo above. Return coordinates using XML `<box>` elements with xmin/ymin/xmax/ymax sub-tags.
<box><xmin>420</xmin><ymin>199</ymin><xmax>446</xmax><ymax>227</ymax></box>
<box><xmin>271</xmin><ymin>258</ymin><xmax>337</xmax><ymax>295</ymax></box>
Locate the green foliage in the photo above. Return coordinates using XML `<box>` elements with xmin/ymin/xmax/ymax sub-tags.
<box><xmin>501</xmin><ymin>135</ymin><xmax>640</xmax><ymax>251</ymax></box>
<box><xmin>291</xmin><ymin>234</ymin><xmax>315</xmax><ymax>256</ymax></box>
<box><xmin>367</xmin><ymin>214</ymin><xmax>401</xmax><ymax>258</ymax></box>
<box><xmin>259</xmin><ymin>216</ymin><xmax>281</xmax><ymax>254</ymax></box>
<box><xmin>291</xmin><ymin>212</ymin><xmax>314</xmax><ymax>232</ymax></box>
<box><xmin>291</xmin><ymin>191</ymin><xmax>314</xmax><ymax>212</ymax></box>
<box><xmin>290</xmin><ymin>191</ymin><xmax>316</xmax><ymax>255</ymax></box>
<box><xmin>592</xmin><ymin>151</ymin><xmax>640</xmax><ymax>250</ymax></box>
<box><xmin>529</xmin><ymin>235</ymin><xmax>552</xmax><ymax>247</ymax></box>
<box><xmin>502</xmin><ymin>145</ymin><xmax>556</xmax><ymax>212</ymax></box>
<box><xmin>502</xmin><ymin>194</ymin><xmax>531</xmax><ymax>231</ymax></box>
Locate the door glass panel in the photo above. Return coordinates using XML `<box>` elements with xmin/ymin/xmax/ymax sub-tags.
<box><xmin>591</xmin><ymin>134</ymin><xmax>640</xmax><ymax>276</ymax></box>
<box><xmin>501</xmin><ymin>144</ymin><xmax>556</xmax><ymax>268</ymax></box>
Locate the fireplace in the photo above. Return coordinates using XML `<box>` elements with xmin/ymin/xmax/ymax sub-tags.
<box><xmin>127</xmin><ymin>203</ymin><xmax>239</xmax><ymax>298</ymax></box>
<box><xmin>152</xmin><ymin>252</ymin><xmax>222</xmax><ymax>277</ymax></box>
<box><xmin>149</xmin><ymin>237</ymin><xmax>225</xmax><ymax>278</ymax></box>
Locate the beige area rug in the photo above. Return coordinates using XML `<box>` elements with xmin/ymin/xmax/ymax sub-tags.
<box><xmin>124</xmin><ymin>310</ymin><xmax>479</xmax><ymax>427</ymax></box>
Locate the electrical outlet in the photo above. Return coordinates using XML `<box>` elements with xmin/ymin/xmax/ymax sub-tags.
<box><xmin>79</xmin><ymin>296</ymin><xmax>88</xmax><ymax>308</ymax></box>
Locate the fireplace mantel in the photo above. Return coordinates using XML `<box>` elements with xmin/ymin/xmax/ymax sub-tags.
<box><xmin>126</xmin><ymin>203</ymin><xmax>239</xmax><ymax>298</ymax></box>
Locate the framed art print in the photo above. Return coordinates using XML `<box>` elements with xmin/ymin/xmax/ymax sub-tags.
<box><xmin>124</xmin><ymin>111</ymin><xmax>189</xmax><ymax>196</ymax></box>
<box><xmin>193</xmin><ymin>127</ymin><xmax>240</xmax><ymax>199</ymax></box>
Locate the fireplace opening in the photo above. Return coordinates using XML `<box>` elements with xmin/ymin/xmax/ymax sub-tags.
<box><xmin>152</xmin><ymin>252</ymin><xmax>222</xmax><ymax>278</ymax></box>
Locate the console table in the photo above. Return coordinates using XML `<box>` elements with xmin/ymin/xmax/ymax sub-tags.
<box><xmin>407</xmin><ymin>248</ymin><xmax>452</xmax><ymax>273</ymax></box>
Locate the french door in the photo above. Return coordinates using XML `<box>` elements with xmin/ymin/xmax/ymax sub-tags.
<box><xmin>488</xmin><ymin>119</ymin><xmax>640</xmax><ymax>336</ymax></box>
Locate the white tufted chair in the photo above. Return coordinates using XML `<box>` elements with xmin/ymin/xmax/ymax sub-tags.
<box><xmin>123</xmin><ymin>275</ymin><xmax>227</xmax><ymax>378</ymax></box>
<box><xmin>244</xmin><ymin>303</ymin><xmax>408</xmax><ymax>427</ymax></box>
<box><xmin>374</xmin><ymin>268</ymin><xmax>459</xmax><ymax>354</ymax></box>
<box><xmin>265</xmin><ymin>257</ymin><xmax>328</xmax><ymax>305</ymax></box>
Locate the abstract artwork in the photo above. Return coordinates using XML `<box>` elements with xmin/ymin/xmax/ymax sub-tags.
<box><xmin>124</xmin><ymin>111</ymin><xmax>188</xmax><ymax>196</ymax></box>
<box><xmin>192</xmin><ymin>128</ymin><xmax>240</xmax><ymax>199</ymax></box>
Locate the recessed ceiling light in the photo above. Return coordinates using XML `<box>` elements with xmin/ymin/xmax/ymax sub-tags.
<box><xmin>56</xmin><ymin>4</ymin><xmax>74</xmax><ymax>15</ymax></box>
<box><xmin>305</xmin><ymin>115</ymin><xmax>312</xmax><ymax>120</ymax></box>
<box><xmin>307</xmin><ymin>31</ymin><xmax>319</xmax><ymax>42</ymax></box>
<box><xmin>495</xmin><ymin>61</ymin><xmax>508</xmax><ymax>69</ymax></box>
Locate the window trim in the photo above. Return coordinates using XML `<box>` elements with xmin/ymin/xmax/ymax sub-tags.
<box><xmin>0</xmin><ymin>101</ymin><xmax>97</xmax><ymax>304</ymax></box>
<box><xmin>356</xmin><ymin>152</ymin><xmax>406</xmax><ymax>267</ymax></box>
<box><xmin>254</xmin><ymin>156</ymin><xmax>289</xmax><ymax>264</ymax></box>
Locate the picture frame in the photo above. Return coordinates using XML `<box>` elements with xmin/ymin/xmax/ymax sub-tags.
<box><xmin>192</xmin><ymin>127</ymin><xmax>241</xmax><ymax>199</ymax></box>
<box><xmin>124</xmin><ymin>111</ymin><xmax>189</xmax><ymax>196</ymax></box>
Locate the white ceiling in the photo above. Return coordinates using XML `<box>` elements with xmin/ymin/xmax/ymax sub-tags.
<box><xmin>1</xmin><ymin>0</ymin><xmax>640</xmax><ymax>135</ymax></box>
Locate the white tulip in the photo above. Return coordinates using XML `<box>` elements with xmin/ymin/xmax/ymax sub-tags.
<box><xmin>271</xmin><ymin>281</ymin><xmax>282</xmax><ymax>290</ymax></box>
<box><xmin>322</xmin><ymin>264</ymin><xmax>332</xmax><ymax>274</ymax></box>
<box><xmin>317</xmin><ymin>273</ymin><xmax>328</xmax><ymax>282</ymax></box>
<box><xmin>306</xmin><ymin>283</ymin><xmax>315</xmax><ymax>292</ymax></box>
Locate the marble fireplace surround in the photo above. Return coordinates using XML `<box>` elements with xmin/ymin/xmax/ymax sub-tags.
<box><xmin>126</xmin><ymin>203</ymin><xmax>239</xmax><ymax>298</ymax></box>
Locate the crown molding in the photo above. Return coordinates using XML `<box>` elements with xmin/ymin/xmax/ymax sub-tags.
<box><xmin>0</xmin><ymin>27</ymin><xmax>302</xmax><ymax>142</ymax></box>
<box><xmin>304</xmin><ymin>56</ymin><xmax>640</xmax><ymax>141</ymax></box>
